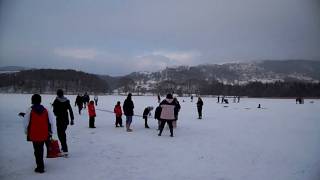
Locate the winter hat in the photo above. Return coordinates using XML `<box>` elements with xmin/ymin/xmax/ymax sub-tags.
<box><xmin>31</xmin><ymin>94</ymin><xmax>41</xmax><ymax>105</ymax></box>
<box><xmin>166</xmin><ymin>93</ymin><xmax>173</xmax><ymax>99</ymax></box>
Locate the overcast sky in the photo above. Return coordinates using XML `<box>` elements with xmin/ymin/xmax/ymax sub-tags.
<box><xmin>0</xmin><ymin>0</ymin><xmax>319</xmax><ymax>75</ymax></box>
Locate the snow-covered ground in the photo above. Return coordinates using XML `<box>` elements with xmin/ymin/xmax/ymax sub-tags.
<box><xmin>0</xmin><ymin>94</ymin><xmax>319</xmax><ymax>180</ymax></box>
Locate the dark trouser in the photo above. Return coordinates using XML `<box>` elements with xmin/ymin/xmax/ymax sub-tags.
<box><xmin>158</xmin><ymin>120</ymin><xmax>173</xmax><ymax>136</ymax></box>
<box><xmin>89</xmin><ymin>117</ymin><xmax>95</xmax><ymax>128</ymax></box>
<box><xmin>77</xmin><ymin>105</ymin><xmax>82</xmax><ymax>114</ymax></box>
<box><xmin>197</xmin><ymin>107</ymin><xmax>202</xmax><ymax>118</ymax></box>
<box><xmin>57</xmin><ymin>124</ymin><xmax>68</xmax><ymax>152</ymax></box>
<box><xmin>94</xmin><ymin>100</ymin><xmax>98</xmax><ymax>106</ymax></box>
<box><xmin>143</xmin><ymin>116</ymin><xmax>149</xmax><ymax>127</ymax></box>
<box><xmin>32</xmin><ymin>141</ymin><xmax>45</xmax><ymax>170</ymax></box>
<box><xmin>115</xmin><ymin>116</ymin><xmax>122</xmax><ymax>126</ymax></box>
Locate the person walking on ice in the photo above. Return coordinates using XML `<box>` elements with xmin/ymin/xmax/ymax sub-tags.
<box><xmin>87</xmin><ymin>100</ymin><xmax>96</xmax><ymax>128</ymax></box>
<box><xmin>23</xmin><ymin>94</ymin><xmax>56</xmax><ymax>173</ymax></box>
<box><xmin>123</xmin><ymin>93</ymin><xmax>134</xmax><ymax>132</ymax></box>
<box><xmin>114</xmin><ymin>101</ymin><xmax>123</xmax><ymax>127</ymax></box>
<box><xmin>52</xmin><ymin>89</ymin><xmax>74</xmax><ymax>157</ymax></box>
<box><xmin>158</xmin><ymin>93</ymin><xmax>179</xmax><ymax>137</ymax></box>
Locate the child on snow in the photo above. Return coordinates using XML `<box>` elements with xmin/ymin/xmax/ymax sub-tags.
<box><xmin>23</xmin><ymin>94</ymin><xmax>56</xmax><ymax>173</ymax></box>
<box><xmin>143</xmin><ymin>106</ymin><xmax>153</xmax><ymax>128</ymax></box>
<box><xmin>88</xmin><ymin>100</ymin><xmax>96</xmax><ymax>128</ymax></box>
<box><xmin>114</xmin><ymin>101</ymin><xmax>123</xmax><ymax>127</ymax></box>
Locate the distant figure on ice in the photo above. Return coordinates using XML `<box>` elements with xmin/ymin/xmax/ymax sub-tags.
<box><xmin>83</xmin><ymin>92</ymin><xmax>90</xmax><ymax>109</ymax></box>
<box><xmin>158</xmin><ymin>93</ymin><xmax>178</xmax><ymax>137</ymax></box>
<box><xmin>157</xmin><ymin>94</ymin><xmax>161</xmax><ymax>103</ymax></box>
<box><xmin>75</xmin><ymin>94</ymin><xmax>83</xmax><ymax>115</ymax></box>
<box><xmin>217</xmin><ymin>96</ymin><xmax>220</xmax><ymax>103</ymax></box>
<box><xmin>237</xmin><ymin>96</ymin><xmax>240</xmax><ymax>103</ymax></box>
<box><xmin>114</xmin><ymin>101</ymin><xmax>123</xmax><ymax>127</ymax></box>
<box><xmin>94</xmin><ymin>95</ymin><xmax>98</xmax><ymax>106</ymax></box>
<box><xmin>191</xmin><ymin>95</ymin><xmax>194</xmax><ymax>102</ymax></box>
<box><xmin>197</xmin><ymin>97</ymin><xmax>203</xmax><ymax>119</ymax></box>
<box><xmin>221</xmin><ymin>96</ymin><xmax>225</xmax><ymax>104</ymax></box>
<box><xmin>143</xmin><ymin>106</ymin><xmax>154</xmax><ymax>128</ymax></box>
<box><xmin>23</xmin><ymin>94</ymin><xmax>56</xmax><ymax>173</ymax></box>
<box><xmin>52</xmin><ymin>89</ymin><xmax>74</xmax><ymax>157</ymax></box>
<box><xmin>87</xmin><ymin>100</ymin><xmax>96</xmax><ymax>128</ymax></box>
<box><xmin>296</xmin><ymin>97</ymin><xmax>304</xmax><ymax>104</ymax></box>
<box><xmin>123</xmin><ymin>93</ymin><xmax>134</xmax><ymax>132</ymax></box>
<box><xmin>223</xmin><ymin>98</ymin><xmax>229</xmax><ymax>104</ymax></box>
<box><xmin>173</xmin><ymin>97</ymin><xmax>181</xmax><ymax>128</ymax></box>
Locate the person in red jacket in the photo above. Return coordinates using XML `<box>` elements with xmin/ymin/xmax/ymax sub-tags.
<box><xmin>87</xmin><ymin>100</ymin><xmax>96</xmax><ymax>128</ymax></box>
<box><xmin>114</xmin><ymin>101</ymin><xmax>123</xmax><ymax>127</ymax></box>
<box><xmin>23</xmin><ymin>94</ymin><xmax>56</xmax><ymax>173</ymax></box>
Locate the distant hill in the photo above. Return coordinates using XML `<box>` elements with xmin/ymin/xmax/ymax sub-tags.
<box><xmin>1</xmin><ymin>60</ymin><xmax>320</xmax><ymax>97</ymax></box>
<box><xmin>0</xmin><ymin>69</ymin><xmax>109</xmax><ymax>94</ymax></box>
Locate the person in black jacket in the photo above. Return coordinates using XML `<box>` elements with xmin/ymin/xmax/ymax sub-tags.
<box><xmin>75</xmin><ymin>94</ymin><xmax>83</xmax><ymax>115</ymax></box>
<box><xmin>197</xmin><ymin>97</ymin><xmax>203</xmax><ymax>119</ymax></box>
<box><xmin>143</xmin><ymin>106</ymin><xmax>153</xmax><ymax>128</ymax></box>
<box><xmin>123</xmin><ymin>93</ymin><xmax>134</xmax><ymax>132</ymax></box>
<box><xmin>52</xmin><ymin>89</ymin><xmax>74</xmax><ymax>157</ymax></box>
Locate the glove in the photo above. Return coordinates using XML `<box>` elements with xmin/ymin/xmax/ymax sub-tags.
<box><xmin>70</xmin><ymin>119</ymin><xmax>74</xmax><ymax>125</ymax></box>
<box><xmin>52</xmin><ymin>134</ymin><xmax>58</xmax><ymax>140</ymax></box>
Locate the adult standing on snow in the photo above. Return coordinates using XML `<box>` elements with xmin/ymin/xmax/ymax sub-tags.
<box><xmin>52</xmin><ymin>89</ymin><xmax>74</xmax><ymax>157</ymax></box>
<box><xmin>23</xmin><ymin>94</ymin><xmax>56</xmax><ymax>173</ymax></box>
<box><xmin>123</xmin><ymin>93</ymin><xmax>134</xmax><ymax>132</ymax></box>
<box><xmin>75</xmin><ymin>94</ymin><xmax>83</xmax><ymax>115</ymax></box>
<box><xmin>157</xmin><ymin>94</ymin><xmax>161</xmax><ymax>103</ymax></box>
<box><xmin>158</xmin><ymin>93</ymin><xmax>178</xmax><ymax>137</ymax></box>
<box><xmin>172</xmin><ymin>97</ymin><xmax>181</xmax><ymax>128</ymax></box>
<box><xmin>196</xmin><ymin>97</ymin><xmax>203</xmax><ymax>119</ymax></box>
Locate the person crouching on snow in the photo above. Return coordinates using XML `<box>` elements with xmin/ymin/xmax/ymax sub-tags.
<box><xmin>23</xmin><ymin>94</ymin><xmax>56</xmax><ymax>173</ymax></box>
<box><xmin>88</xmin><ymin>100</ymin><xmax>96</xmax><ymax>128</ymax></box>
<box><xmin>114</xmin><ymin>101</ymin><xmax>123</xmax><ymax>127</ymax></box>
<box><xmin>143</xmin><ymin>106</ymin><xmax>153</xmax><ymax>128</ymax></box>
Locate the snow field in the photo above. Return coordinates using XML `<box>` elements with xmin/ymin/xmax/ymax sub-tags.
<box><xmin>0</xmin><ymin>94</ymin><xmax>319</xmax><ymax>180</ymax></box>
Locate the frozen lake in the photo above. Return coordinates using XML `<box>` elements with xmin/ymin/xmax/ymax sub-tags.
<box><xmin>0</xmin><ymin>94</ymin><xmax>319</xmax><ymax>180</ymax></box>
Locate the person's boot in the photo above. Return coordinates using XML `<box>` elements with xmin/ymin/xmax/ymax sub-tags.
<box><xmin>145</xmin><ymin>124</ymin><xmax>150</xmax><ymax>128</ymax></box>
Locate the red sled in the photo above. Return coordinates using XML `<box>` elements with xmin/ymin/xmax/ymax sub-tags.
<box><xmin>47</xmin><ymin>139</ymin><xmax>61</xmax><ymax>158</ymax></box>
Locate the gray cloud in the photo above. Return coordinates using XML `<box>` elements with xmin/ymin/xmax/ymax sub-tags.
<box><xmin>0</xmin><ymin>0</ymin><xmax>319</xmax><ymax>75</ymax></box>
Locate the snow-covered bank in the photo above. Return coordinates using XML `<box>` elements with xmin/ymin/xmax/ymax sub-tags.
<box><xmin>0</xmin><ymin>94</ymin><xmax>319</xmax><ymax>180</ymax></box>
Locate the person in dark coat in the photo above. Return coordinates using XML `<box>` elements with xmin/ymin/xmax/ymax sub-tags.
<box><xmin>196</xmin><ymin>97</ymin><xmax>203</xmax><ymax>119</ymax></box>
<box><xmin>154</xmin><ymin>105</ymin><xmax>162</xmax><ymax>130</ymax></box>
<box><xmin>83</xmin><ymin>92</ymin><xmax>90</xmax><ymax>109</ymax></box>
<box><xmin>123</xmin><ymin>93</ymin><xmax>134</xmax><ymax>132</ymax></box>
<box><xmin>52</xmin><ymin>89</ymin><xmax>74</xmax><ymax>157</ymax></box>
<box><xmin>75</xmin><ymin>94</ymin><xmax>83</xmax><ymax>115</ymax></box>
<box><xmin>172</xmin><ymin>97</ymin><xmax>181</xmax><ymax>128</ymax></box>
<box><xmin>143</xmin><ymin>106</ymin><xmax>153</xmax><ymax>128</ymax></box>
<box><xmin>158</xmin><ymin>93</ymin><xmax>178</xmax><ymax>137</ymax></box>
<box><xmin>23</xmin><ymin>94</ymin><xmax>56</xmax><ymax>173</ymax></box>
<box><xmin>157</xmin><ymin>94</ymin><xmax>161</xmax><ymax>103</ymax></box>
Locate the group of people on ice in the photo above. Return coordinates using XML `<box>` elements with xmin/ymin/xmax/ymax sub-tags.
<box><xmin>75</xmin><ymin>93</ymin><xmax>98</xmax><ymax>115</ymax></box>
<box><xmin>23</xmin><ymin>89</ymin><xmax>74</xmax><ymax>173</ymax></box>
<box><xmin>22</xmin><ymin>89</ymin><xmax>207</xmax><ymax>173</ymax></box>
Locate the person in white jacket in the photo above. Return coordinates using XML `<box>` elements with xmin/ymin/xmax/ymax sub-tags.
<box><xmin>23</xmin><ymin>94</ymin><xmax>56</xmax><ymax>173</ymax></box>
